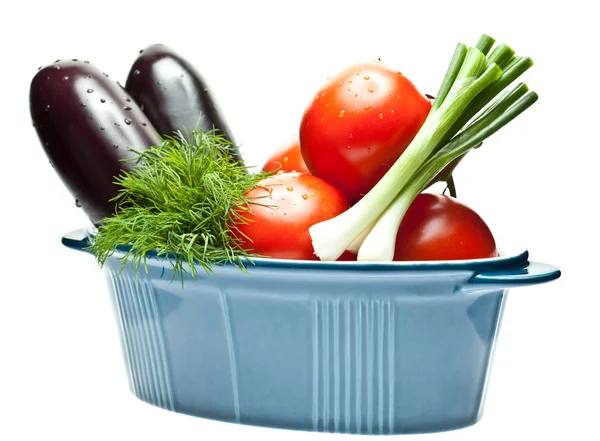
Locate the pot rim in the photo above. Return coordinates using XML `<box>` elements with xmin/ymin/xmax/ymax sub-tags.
<box><xmin>63</xmin><ymin>226</ymin><xmax>530</xmax><ymax>273</ymax></box>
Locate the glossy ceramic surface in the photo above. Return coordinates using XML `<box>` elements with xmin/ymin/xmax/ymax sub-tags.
<box><xmin>62</xmin><ymin>228</ymin><xmax>560</xmax><ymax>435</ymax></box>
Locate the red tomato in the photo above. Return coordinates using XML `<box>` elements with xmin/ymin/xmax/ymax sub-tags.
<box><xmin>394</xmin><ymin>193</ymin><xmax>498</xmax><ymax>261</ymax></box>
<box><xmin>262</xmin><ymin>139</ymin><xmax>311</xmax><ymax>175</ymax></box>
<box><xmin>232</xmin><ymin>172</ymin><xmax>349</xmax><ymax>260</ymax></box>
<box><xmin>299</xmin><ymin>62</ymin><xmax>431</xmax><ymax>204</ymax></box>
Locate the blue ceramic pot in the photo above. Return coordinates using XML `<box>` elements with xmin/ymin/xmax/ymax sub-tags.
<box><xmin>63</xmin><ymin>228</ymin><xmax>560</xmax><ymax>435</ymax></box>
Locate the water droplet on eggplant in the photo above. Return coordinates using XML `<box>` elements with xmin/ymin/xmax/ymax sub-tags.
<box><xmin>133</xmin><ymin>69</ymin><xmax>140</xmax><ymax>76</ymax></box>
<box><xmin>87</xmin><ymin>89</ymin><xmax>94</xmax><ymax>93</ymax></box>
<box><xmin>123</xmin><ymin>106</ymin><xmax>132</xmax><ymax>111</ymax></box>
<box><xmin>124</xmin><ymin>118</ymin><xmax>131</xmax><ymax>125</ymax></box>
<box><xmin>75</xmin><ymin>199</ymin><xmax>82</xmax><ymax>207</ymax></box>
<box><xmin>100</xmin><ymin>98</ymin><xmax>106</xmax><ymax>103</ymax></box>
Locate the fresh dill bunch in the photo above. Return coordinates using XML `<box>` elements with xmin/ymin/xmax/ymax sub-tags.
<box><xmin>89</xmin><ymin>128</ymin><xmax>270</xmax><ymax>282</ymax></box>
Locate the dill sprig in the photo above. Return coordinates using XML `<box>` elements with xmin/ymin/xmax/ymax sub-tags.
<box><xmin>89</xmin><ymin>128</ymin><xmax>270</xmax><ymax>282</ymax></box>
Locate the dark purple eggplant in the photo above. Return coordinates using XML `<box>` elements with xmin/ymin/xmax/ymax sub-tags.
<box><xmin>125</xmin><ymin>44</ymin><xmax>243</xmax><ymax>164</ymax></box>
<box><xmin>30</xmin><ymin>60</ymin><xmax>161</xmax><ymax>224</ymax></box>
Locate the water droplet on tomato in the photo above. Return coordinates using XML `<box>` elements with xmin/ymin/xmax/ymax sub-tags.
<box><xmin>364</xmin><ymin>75</ymin><xmax>370</xmax><ymax>80</ymax></box>
<box><xmin>326</xmin><ymin>77</ymin><xmax>331</xmax><ymax>81</ymax></box>
<box><xmin>338</xmin><ymin>81</ymin><xmax>344</xmax><ymax>87</ymax></box>
<box><xmin>396</xmin><ymin>71</ymin><xmax>403</xmax><ymax>76</ymax></box>
<box><xmin>312</xmin><ymin>192</ymin><xmax>318</xmax><ymax>197</ymax></box>
<box><xmin>321</xmin><ymin>117</ymin><xmax>325</xmax><ymax>123</ymax></box>
<box><xmin>364</xmin><ymin>104</ymin><xmax>372</xmax><ymax>110</ymax></box>
<box><xmin>391</xmin><ymin>109</ymin><xmax>395</xmax><ymax>114</ymax></box>
<box><xmin>368</xmin><ymin>89</ymin><xmax>374</xmax><ymax>93</ymax></box>
<box><xmin>283</xmin><ymin>156</ymin><xmax>289</xmax><ymax>163</ymax></box>
<box><xmin>348</xmin><ymin>80</ymin><xmax>353</xmax><ymax>84</ymax></box>
<box><xmin>348</xmin><ymin>133</ymin><xmax>353</xmax><ymax>139</ymax></box>
<box><xmin>354</xmin><ymin>93</ymin><xmax>358</xmax><ymax>97</ymax></box>
<box><xmin>87</xmin><ymin>89</ymin><xmax>94</xmax><ymax>93</ymax></box>
<box><xmin>287</xmin><ymin>186</ymin><xmax>293</xmax><ymax>191</ymax></box>
<box><xmin>302</xmin><ymin>194</ymin><xmax>309</xmax><ymax>200</ymax></box>
<box><xmin>314</xmin><ymin>95</ymin><xmax>320</xmax><ymax>100</ymax></box>
<box><xmin>378</xmin><ymin>113</ymin><xmax>384</xmax><ymax>119</ymax></box>
<box><xmin>338</xmin><ymin>110</ymin><xmax>346</xmax><ymax>118</ymax></box>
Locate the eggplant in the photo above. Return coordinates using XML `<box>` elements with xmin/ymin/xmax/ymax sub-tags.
<box><xmin>125</xmin><ymin>44</ymin><xmax>243</xmax><ymax>164</ymax></box>
<box><xmin>30</xmin><ymin>60</ymin><xmax>161</xmax><ymax>224</ymax></box>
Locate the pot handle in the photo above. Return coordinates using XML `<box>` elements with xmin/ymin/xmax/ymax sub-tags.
<box><xmin>459</xmin><ymin>261</ymin><xmax>561</xmax><ymax>293</ymax></box>
<box><xmin>62</xmin><ymin>228</ymin><xmax>94</xmax><ymax>253</ymax></box>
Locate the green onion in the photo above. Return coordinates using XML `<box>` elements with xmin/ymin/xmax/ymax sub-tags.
<box><xmin>357</xmin><ymin>84</ymin><xmax>537</xmax><ymax>261</ymax></box>
<box><xmin>309</xmin><ymin>35</ymin><xmax>537</xmax><ymax>261</ymax></box>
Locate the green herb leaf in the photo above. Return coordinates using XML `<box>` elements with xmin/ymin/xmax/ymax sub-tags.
<box><xmin>89</xmin><ymin>128</ymin><xmax>270</xmax><ymax>283</ymax></box>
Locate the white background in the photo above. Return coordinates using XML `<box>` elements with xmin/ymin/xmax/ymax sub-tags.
<box><xmin>1</xmin><ymin>0</ymin><xmax>598</xmax><ymax>439</ymax></box>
